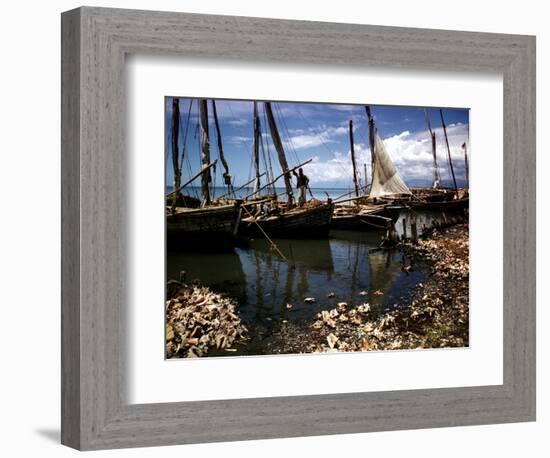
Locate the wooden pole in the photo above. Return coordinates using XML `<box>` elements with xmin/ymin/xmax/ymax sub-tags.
<box><xmin>411</xmin><ymin>219</ymin><xmax>418</xmax><ymax>243</ymax></box>
<box><xmin>402</xmin><ymin>218</ymin><xmax>408</xmax><ymax>240</ymax></box>
<box><xmin>264</xmin><ymin>102</ymin><xmax>294</xmax><ymax>208</ymax></box>
<box><xmin>171</xmin><ymin>98</ymin><xmax>182</xmax><ymax>195</ymax></box>
<box><xmin>241</xmin><ymin>206</ymin><xmax>288</xmax><ymax>262</ymax></box>
<box><xmin>424</xmin><ymin>109</ymin><xmax>440</xmax><ymax>188</ymax></box>
<box><xmin>462</xmin><ymin>142</ymin><xmax>469</xmax><ymax>188</ymax></box>
<box><xmin>439</xmin><ymin>109</ymin><xmax>458</xmax><ymax>195</ymax></box>
<box><xmin>349</xmin><ymin>119</ymin><xmax>359</xmax><ymax>197</ymax></box>
<box><xmin>365</xmin><ymin>106</ymin><xmax>376</xmax><ymax>192</ymax></box>
<box><xmin>253</xmin><ymin>101</ymin><xmax>262</xmax><ymax>198</ymax></box>
<box><xmin>242</xmin><ymin>158</ymin><xmax>312</xmax><ymax>201</ymax></box>
<box><xmin>218</xmin><ymin>173</ymin><xmax>266</xmax><ymax>199</ymax></box>
<box><xmin>198</xmin><ymin>99</ymin><xmax>211</xmax><ymax>206</ymax></box>
<box><xmin>211</xmin><ymin>100</ymin><xmax>232</xmax><ymax>195</ymax></box>
<box><xmin>166</xmin><ymin>160</ymin><xmax>218</xmax><ymax>198</ymax></box>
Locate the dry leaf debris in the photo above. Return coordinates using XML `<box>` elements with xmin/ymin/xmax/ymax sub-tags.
<box><xmin>166</xmin><ymin>283</ymin><xmax>248</xmax><ymax>358</ymax></box>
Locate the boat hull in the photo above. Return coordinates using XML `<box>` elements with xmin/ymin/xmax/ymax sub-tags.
<box><xmin>407</xmin><ymin>197</ymin><xmax>469</xmax><ymax>211</ymax></box>
<box><xmin>242</xmin><ymin>202</ymin><xmax>334</xmax><ymax>238</ymax></box>
<box><xmin>331</xmin><ymin>204</ymin><xmax>401</xmax><ymax>231</ymax></box>
<box><xmin>166</xmin><ymin>203</ymin><xmax>241</xmax><ymax>250</ymax></box>
<box><xmin>331</xmin><ymin>213</ymin><xmax>393</xmax><ymax>231</ymax></box>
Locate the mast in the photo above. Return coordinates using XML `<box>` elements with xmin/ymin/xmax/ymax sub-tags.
<box><xmin>171</xmin><ymin>98</ymin><xmax>182</xmax><ymax>196</ymax></box>
<box><xmin>424</xmin><ymin>109</ymin><xmax>441</xmax><ymax>188</ymax></box>
<box><xmin>264</xmin><ymin>102</ymin><xmax>294</xmax><ymax>208</ymax></box>
<box><xmin>462</xmin><ymin>142</ymin><xmax>469</xmax><ymax>188</ymax></box>
<box><xmin>198</xmin><ymin>99</ymin><xmax>211</xmax><ymax>206</ymax></box>
<box><xmin>253</xmin><ymin>101</ymin><xmax>262</xmax><ymax>198</ymax></box>
<box><xmin>439</xmin><ymin>109</ymin><xmax>458</xmax><ymax>194</ymax></box>
<box><xmin>365</xmin><ymin>106</ymin><xmax>376</xmax><ymax>190</ymax></box>
<box><xmin>211</xmin><ymin>100</ymin><xmax>232</xmax><ymax>195</ymax></box>
<box><xmin>364</xmin><ymin>163</ymin><xmax>368</xmax><ymax>192</ymax></box>
<box><xmin>349</xmin><ymin>119</ymin><xmax>359</xmax><ymax>197</ymax></box>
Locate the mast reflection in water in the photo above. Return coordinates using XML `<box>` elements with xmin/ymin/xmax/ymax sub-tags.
<box><xmin>166</xmin><ymin>230</ymin><xmax>428</xmax><ymax>356</ymax></box>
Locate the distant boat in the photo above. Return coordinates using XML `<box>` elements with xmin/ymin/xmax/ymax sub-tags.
<box><xmin>365</xmin><ymin>106</ymin><xmax>468</xmax><ymax>212</ymax></box>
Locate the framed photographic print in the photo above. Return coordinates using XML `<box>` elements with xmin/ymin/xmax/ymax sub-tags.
<box><xmin>61</xmin><ymin>6</ymin><xmax>536</xmax><ymax>450</ymax></box>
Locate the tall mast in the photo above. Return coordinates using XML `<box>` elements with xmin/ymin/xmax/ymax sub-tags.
<box><xmin>198</xmin><ymin>99</ymin><xmax>211</xmax><ymax>206</ymax></box>
<box><xmin>264</xmin><ymin>102</ymin><xmax>294</xmax><ymax>208</ymax></box>
<box><xmin>349</xmin><ymin>119</ymin><xmax>359</xmax><ymax>197</ymax></box>
<box><xmin>364</xmin><ymin>163</ymin><xmax>368</xmax><ymax>192</ymax></box>
<box><xmin>253</xmin><ymin>101</ymin><xmax>261</xmax><ymax>198</ymax></box>
<box><xmin>424</xmin><ymin>109</ymin><xmax>441</xmax><ymax>188</ymax></box>
<box><xmin>171</xmin><ymin>98</ymin><xmax>182</xmax><ymax>195</ymax></box>
<box><xmin>365</xmin><ymin>106</ymin><xmax>376</xmax><ymax>190</ymax></box>
<box><xmin>439</xmin><ymin>109</ymin><xmax>458</xmax><ymax>194</ymax></box>
<box><xmin>462</xmin><ymin>142</ymin><xmax>469</xmax><ymax>188</ymax></box>
<box><xmin>211</xmin><ymin>100</ymin><xmax>232</xmax><ymax>195</ymax></box>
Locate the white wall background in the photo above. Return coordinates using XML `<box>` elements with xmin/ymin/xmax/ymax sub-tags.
<box><xmin>0</xmin><ymin>0</ymin><xmax>546</xmax><ymax>456</ymax></box>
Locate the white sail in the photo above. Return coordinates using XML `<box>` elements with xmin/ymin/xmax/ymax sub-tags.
<box><xmin>369</xmin><ymin>131</ymin><xmax>411</xmax><ymax>198</ymax></box>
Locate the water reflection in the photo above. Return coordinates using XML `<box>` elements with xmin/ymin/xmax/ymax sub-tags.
<box><xmin>166</xmin><ymin>228</ymin><xmax>427</xmax><ymax>354</ymax></box>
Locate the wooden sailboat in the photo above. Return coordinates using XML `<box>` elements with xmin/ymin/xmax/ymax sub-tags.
<box><xmin>331</xmin><ymin>116</ymin><xmax>401</xmax><ymax>231</ymax></box>
<box><xmin>241</xmin><ymin>101</ymin><xmax>334</xmax><ymax>238</ymax></box>
<box><xmin>166</xmin><ymin>98</ymin><xmax>242</xmax><ymax>250</ymax></box>
<box><xmin>405</xmin><ymin>109</ymin><xmax>469</xmax><ymax>211</ymax></box>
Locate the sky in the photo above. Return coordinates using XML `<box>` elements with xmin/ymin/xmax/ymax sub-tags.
<box><xmin>165</xmin><ymin>97</ymin><xmax>469</xmax><ymax>190</ymax></box>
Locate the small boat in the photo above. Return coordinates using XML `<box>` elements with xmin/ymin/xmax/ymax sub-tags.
<box><xmin>238</xmin><ymin>102</ymin><xmax>335</xmax><ymax>239</ymax></box>
<box><xmin>166</xmin><ymin>98</ymin><xmax>241</xmax><ymax>250</ymax></box>
<box><xmin>242</xmin><ymin>201</ymin><xmax>334</xmax><ymax>238</ymax></box>
<box><xmin>331</xmin><ymin>204</ymin><xmax>399</xmax><ymax>231</ymax></box>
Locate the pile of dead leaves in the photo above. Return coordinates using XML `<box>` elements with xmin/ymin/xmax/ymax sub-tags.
<box><xmin>165</xmin><ymin>283</ymin><xmax>247</xmax><ymax>358</ymax></box>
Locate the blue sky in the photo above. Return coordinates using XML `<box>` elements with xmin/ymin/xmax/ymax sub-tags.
<box><xmin>165</xmin><ymin>98</ymin><xmax>469</xmax><ymax>189</ymax></box>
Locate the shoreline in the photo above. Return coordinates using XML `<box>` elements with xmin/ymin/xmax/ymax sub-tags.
<box><xmin>166</xmin><ymin>223</ymin><xmax>469</xmax><ymax>357</ymax></box>
<box><xmin>306</xmin><ymin>223</ymin><xmax>469</xmax><ymax>353</ymax></box>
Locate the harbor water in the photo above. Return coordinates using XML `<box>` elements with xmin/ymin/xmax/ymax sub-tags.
<box><xmin>166</xmin><ymin>223</ymin><xmax>433</xmax><ymax>356</ymax></box>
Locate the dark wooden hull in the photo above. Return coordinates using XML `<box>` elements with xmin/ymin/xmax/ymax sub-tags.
<box><xmin>331</xmin><ymin>213</ymin><xmax>393</xmax><ymax>231</ymax></box>
<box><xmin>331</xmin><ymin>203</ymin><xmax>401</xmax><ymax>231</ymax></box>
<box><xmin>166</xmin><ymin>203</ymin><xmax>241</xmax><ymax>250</ymax></box>
<box><xmin>407</xmin><ymin>197</ymin><xmax>469</xmax><ymax>211</ymax></box>
<box><xmin>241</xmin><ymin>203</ymin><xmax>334</xmax><ymax>238</ymax></box>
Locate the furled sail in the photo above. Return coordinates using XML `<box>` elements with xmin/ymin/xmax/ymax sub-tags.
<box><xmin>369</xmin><ymin>131</ymin><xmax>411</xmax><ymax>198</ymax></box>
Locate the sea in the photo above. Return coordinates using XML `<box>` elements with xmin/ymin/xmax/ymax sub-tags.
<box><xmin>166</xmin><ymin>185</ymin><xmax>354</xmax><ymax>201</ymax></box>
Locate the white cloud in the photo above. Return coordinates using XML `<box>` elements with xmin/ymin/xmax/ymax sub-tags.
<box><xmin>284</xmin><ymin>125</ymin><xmax>348</xmax><ymax>150</ymax></box>
<box><xmin>227</xmin><ymin>118</ymin><xmax>249</xmax><ymax>127</ymax></box>
<box><xmin>299</xmin><ymin>124</ymin><xmax>469</xmax><ymax>187</ymax></box>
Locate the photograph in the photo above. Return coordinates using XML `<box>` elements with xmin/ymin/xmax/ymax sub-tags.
<box><xmin>164</xmin><ymin>97</ymin><xmax>470</xmax><ymax>358</ymax></box>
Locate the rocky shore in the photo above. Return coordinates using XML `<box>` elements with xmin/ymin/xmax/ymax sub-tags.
<box><xmin>165</xmin><ymin>224</ymin><xmax>469</xmax><ymax>357</ymax></box>
<box><xmin>309</xmin><ymin>224</ymin><xmax>469</xmax><ymax>353</ymax></box>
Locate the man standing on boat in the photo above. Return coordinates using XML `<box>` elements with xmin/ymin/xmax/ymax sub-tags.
<box><xmin>293</xmin><ymin>168</ymin><xmax>310</xmax><ymax>207</ymax></box>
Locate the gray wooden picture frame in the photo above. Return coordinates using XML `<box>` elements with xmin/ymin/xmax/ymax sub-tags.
<box><xmin>61</xmin><ymin>6</ymin><xmax>536</xmax><ymax>451</ymax></box>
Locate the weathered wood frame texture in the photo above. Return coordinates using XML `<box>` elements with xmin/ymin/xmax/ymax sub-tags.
<box><xmin>61</xmin><ymin>6</ymin><xmax>536</xmax><ymax>450</ymax></box>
